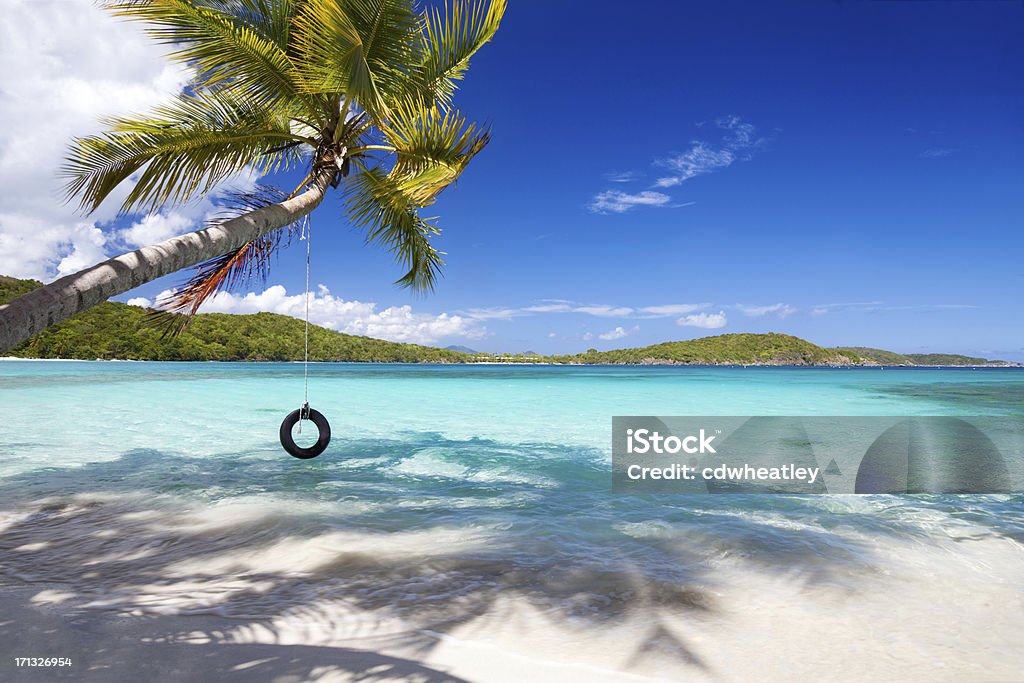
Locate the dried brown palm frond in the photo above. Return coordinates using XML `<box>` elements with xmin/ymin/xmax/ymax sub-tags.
<box><xmin>147</xmin><ymin>184</ymin><xmax>305</xmax><ymax>336</ymax></box>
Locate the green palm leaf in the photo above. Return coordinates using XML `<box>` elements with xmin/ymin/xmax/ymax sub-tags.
<box><xmin>381</xmin><ymin>96</ymin><xmax>490</xmax><ymax>181</ymax></box>
<box><xmin>345</xmin><ymin>165</ymin><xmax>445</xmax><ymax>291</ymax></box>
<box><xmin>291</xmin><ymin>0</ymin><xmax>417</xmax><ymax>118</ymax></box>
<box><xmin>63</xmin><ymin>87</ymin><xmax>309</xmax><ymax>213</ymax></box>
<box><xmin>413</xmin><ymin>0</ymin><xmax>506</xmax><ymax>108</ymax></box>
<box><xmin>104</xmin><ymin>0</ymin><xmax>317</xmax><ymax>114</ymax></box>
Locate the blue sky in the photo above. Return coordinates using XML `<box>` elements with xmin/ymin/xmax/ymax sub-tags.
<box><xmin>4</xmin><ymin>1</ymin><xmax>1021</xmax><ymax>358</ymax></box>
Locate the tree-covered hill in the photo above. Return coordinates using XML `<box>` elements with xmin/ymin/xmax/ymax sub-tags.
<box><xmin>905</xmin><ymin>353</ymin><xmax>1002</xmax><ymax>366</ymax></box>
<box><xmin>834</xmin><ymin>346</ymin><xmax>915</xmax><ymax>365</ymax></box>
<box><xmin>1</xmin><ymin>276</ymin><xmax>1013</xmax><ymax>365</ymax></box>
<box><xmin>1</xmin><ymin>276</ymin><xmax>469</xmax><ymax>362</ymax></box>
<box><xmin>550</xmin><ymin>333</ymin><xmax>861</xmax><ymax>366</ymax></box>
<box><xmin>835</xmin><ymin>346</ymin><xmax>1005</xmax><ymax>366</ymax></box>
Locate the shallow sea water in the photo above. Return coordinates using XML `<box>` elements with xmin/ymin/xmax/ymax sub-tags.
<box><xmin>1</xmin><ymin>362</ymin><xmax>1022</xmax><ymax>680</ymax></box>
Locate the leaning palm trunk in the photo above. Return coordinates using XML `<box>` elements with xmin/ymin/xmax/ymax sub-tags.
<box><xmin>0</xmin><ymin>171</ymin><xmax>331</xmax><ymax>353</ymax></box>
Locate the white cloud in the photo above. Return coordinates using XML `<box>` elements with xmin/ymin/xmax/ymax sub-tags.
<box><xmin>463</xmin><ymin>307</ymin><xmax>523</xmax><ymax>320</ymax></box>
<box><xmin>469</xmin><ymin>300</ymin><xmax>711</xmax><ymax>321</ymax></box>
<box><xmin>0</xmin><ymin>0</ymin><xmax>192</xmax><ymax>280</ymax></box>
<box><xmin>654</xmin><ymin>117</ymin><xmax>764</xmax><ymax>188</ymax></box>
<box><xmin>717</xmin><ymin>114</ymin><xmax>759</xmax><ymax>149</ymax></box>
<box><xmin>638</xmin><ymin>303</ymin><xmax>711</xmax><ymax>317</ymax></box>
<box><xmin>523</xmin><ymin>303</ymin><xmax>573</xmax><ymax>313</ymax></box>
<box><xmin>126</xmin><ymin>297</ymin><xmax>152</xmax><ymax>308</ymax></box>
<box><xmin>588</xmin><ymin>190</ymin><xmax>670</xmax><ymax>214</ymax></box>
<box><xmin>736</xmin><ymin>303</ymin><xmax>796</xmax><ymax>318</ymax></box>
<box><xmin>186</xmin><ymin>284</ymin><xmax>486</xmax><ymax>345</ymax></box>
<box><xmin>809</xmin><ymin>301</ymin><xmax>884</xmax><ymax>316</ymax></box>
<box><xmin>591</xmin><ymin>116</ymin><xmax>766</xmax><ymax>213</ymax></box>
<box><xmin>677</xmin><ymin>311</ymin><xmax>727</xmax><ymax>329</ymax></box>
<box><xmin>53</xmin><ymin>223</ymin><xmax>108</xmax><ymax>277</ymax></box>
<box><xmin>598</xmin><ymin>325</ymin><xmax>638</xmax><ymax>340</ymax></box>
<box><xmin>809</xmin><ymin>301</ymin><xmax>975</xmax><ymax>316</ymax></box>
<box><xmin>574</xmin><ymin>305</ymin><xmax>634</xmax><ymax>317</ymax></box>
<box><xmin>654</xmin><ymin>142</ymin><xmax>735</xmax><ymax>188</ymax></box>
<box><xmin>121</xmin><ymin>212</ymin><xmax>197</xmax><ymax>249</ymax></box>
<box><xmin>921</xmin><ymin>148</ymin><xmax>952</xmax><ymax>159</ymax></box>
<box><xmin>604</xmin><ymin>171</ymin><xmax>641</xmax><ymax>183</ymax></box>
<box><xmin>582</xmin><ymin>332</ymin><xmax>594</xmax><ymax>341</ymax></box>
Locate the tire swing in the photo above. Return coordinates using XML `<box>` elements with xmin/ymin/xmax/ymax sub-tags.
<box><xmin>280</xmin><ymin>217</ymin><xmax>331</xmax><ymax>459</ymax></box>
<box><xmin>280</xmin><ymin>402</ymin><xmax>331</xmax><ymax>459</ymax></box>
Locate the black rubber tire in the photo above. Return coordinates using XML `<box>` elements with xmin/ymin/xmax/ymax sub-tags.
<box><xmin>279</xmin><ymin>407</ymin><xmax>331</xmax><ymax>459</ymax></box>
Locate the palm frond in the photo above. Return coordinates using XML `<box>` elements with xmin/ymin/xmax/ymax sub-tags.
<box><xmin>381</xmin><ymin>95</ymin><xmax>490</xmax><ymax>181</ymax></box>
<box><xmin>412</xmin><ymin>0</ymin><xmax>506</xmax><ymax>108</ymax></box>
<box><xmin>103</xmin><ymin>0</ymin><xmax>315</xmax><ymax>114</ymax></box>
<box><xmin>148</xmin><ymin>184</ymin><xmax>301</xmax><ymax>334</ymax></box>
<box><xmin>291</xmin><ymin>0</ymin><xmax>377</xmax><ymax>108</ymax></box>
<box><xmin>345</xmin><ymin>165</ymin><xmax>445</xmax><ymax>291</ymax></box>
<box><xmin>291</xmin><ymin>0</ymin><xmax>418</xmax><ymax>117</ymax></box>
<box><xmin>214</xmin><ymin>0</ymin><xmax>295</xmax><ymax>50</ymax></box>
<box><xmin>63</xmin><ymin>87</ymin><xmax>308</xmax><ymax>214</ymax></box>
<box><xmin>343</xmin><ymin>0</ymin><xmax>420</xmax><ymax>103</ymax></box>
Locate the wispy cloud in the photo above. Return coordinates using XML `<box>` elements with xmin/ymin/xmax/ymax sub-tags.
<box><xmin>920</xmin><ymin>148</ymin><xmax>953</xmax><ymax>159</ymax></box>
<box><xmin>469</xmin><ymin>300</ymin><xmax>711</xmax><ymax>321</ymax></box>
<box><xmin>588</xmin><ymin>190</ymin><xmax>670</xmax><ymax>214</ymax></box>
<box><xmin>654</xmin><ymin>116</ymin><xmax>766</xmax><ymax>188</ymax></box>
<box><xmin>604</xmin><ymin>170</ymin><xmax>642</xmax><ymax>183</ymax></box>
<box><xmin>638</xmin><ymin>303</ymin><xmax>711</xmax><ymax>316</ymax></box>
<box><xmin>522</xmin><ymin>303</ymin><xmax>573</xmax><ymax>313</ymax></box>
<box><xmin>462</xmin><ymin>307</ymin><xmax>524</xmax><ymax>320</ymax></box>
<box><xmin>590</xmin><ymin>116</ymin><xmax>767</xmax><ymax>213</ymax></box>
<box><xmin>677</xmin><ymin>311</ymin><xmax>727</xmax><ymax>329</ymax></box>
<box><xmin>654</xmin><ymin>142</ymin><xmax>735</xmax><ymax>188</ymax></box>
<box><xmin>810</xmin><ymin>301</ymin><xmax>976</xmax><ymax>316</ymax></box>
<box><xmin>736</xmin><ymin>303</ymin><xmax>796</xmax><ymax>318</ymax></box>
<box><xmin>574</xmin><ymin>305</ymin><xmax>634</xmax><ymax>317</ymax></box>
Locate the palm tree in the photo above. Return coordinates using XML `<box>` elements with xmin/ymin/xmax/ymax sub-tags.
<box><xmin>0</xmin><ymin>0</ymin><xmax>504</xmax><ymax>351</ymax></box>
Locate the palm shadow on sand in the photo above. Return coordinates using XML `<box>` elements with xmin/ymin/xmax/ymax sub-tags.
<box><xmin>2</xmin><ymin>432</ymin><xmax>1014</xmax><ymax>680</ymax></box>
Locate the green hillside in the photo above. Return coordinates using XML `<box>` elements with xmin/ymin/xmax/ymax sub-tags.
<box><xmin>551</xmin><ymin>333</ymin><xmax>861</xmax><ymax>366</ymax></box>
<box><xmin>1</xmin><ymin>278</ymin><xmax>469</xmax><ymax>362</ymax></box>
<box><xmin>834</xmin><ymin>346</ymin><xmax>914</xmax><ymax>365</ymax></box>
<box><xmin>905</xmin><ymin>353</ymin><xmax>999</xmax><ymax>366</ymax></box>
<box><xmin>0</xmin><ymin>275</ymin><xmax>40</xmax><ymax>302</ymax></box>
<box><xmin>1</xmin><ymin>277</ymin><xmax>1014</xmax><ymax>365</ymax></box>
<box><xmin>835</xmin><ymin>346</ymin><xmax>1005</xmax><ymax>366</ymax></box>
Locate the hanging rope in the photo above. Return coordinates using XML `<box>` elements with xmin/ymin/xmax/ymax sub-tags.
<box><xmin>296</xmin><ymin>215</ymin><xmax>311</xmax><ymax>435</ymax></box>
<box><xmin>279</xmin><ymin>212</ymin><xmax>331</xmax><ymax>459</ymax></box>
<box><xmin>303</xmin><ymin>215</ymin><xmax>311</xmax><ymax>407</ymax></box>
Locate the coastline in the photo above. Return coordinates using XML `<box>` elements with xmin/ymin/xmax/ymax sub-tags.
<box><xmin>3</xmin><ymin>356</ymin><xmax>1021</xmax><ymax>369</ymax></box>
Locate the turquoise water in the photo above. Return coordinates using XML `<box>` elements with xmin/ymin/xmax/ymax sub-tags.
<box><xmin>1</xmin><ymin>361</ymin><xmax>1022</xmax><ymax>671</ymax></box>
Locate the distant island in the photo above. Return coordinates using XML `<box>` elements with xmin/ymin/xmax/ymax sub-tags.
<box><xmin>1</xmin><ymin>276</ymin><xmax>1017</xmax><ymax>366</ymax></box>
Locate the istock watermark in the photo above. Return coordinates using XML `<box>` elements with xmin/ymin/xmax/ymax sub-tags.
<box><xmin>625</xmin><ymin>428</ymin><xmax>718</xmax><ymax>454</ymax></box>
<box><xmin>612</xmin><ymin>416</ymin><xmax>1024</xmax><ymax>494</ymax></box>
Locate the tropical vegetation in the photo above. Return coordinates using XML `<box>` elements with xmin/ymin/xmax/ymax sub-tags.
<box><xmin>0</xmin><ymin>0</ymin><xmax>506</xmax><ymax>352</ymax></box>
<box><xmin>2</xmin><ymin>277</ymin><xmax>468</xmax><ymax>362</ymax></box>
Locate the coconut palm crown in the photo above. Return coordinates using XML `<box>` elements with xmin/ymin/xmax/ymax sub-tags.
<box><xmin>0</xmin><ymin>0</ymin><xmax>504</xmax><ymax>349</ymax></box>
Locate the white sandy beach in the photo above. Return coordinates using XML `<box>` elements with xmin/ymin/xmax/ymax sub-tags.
<box><xmin>2</xmin><ymin>493</ymin><xmax>1022</xmax><ymax>682</ymax></box>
